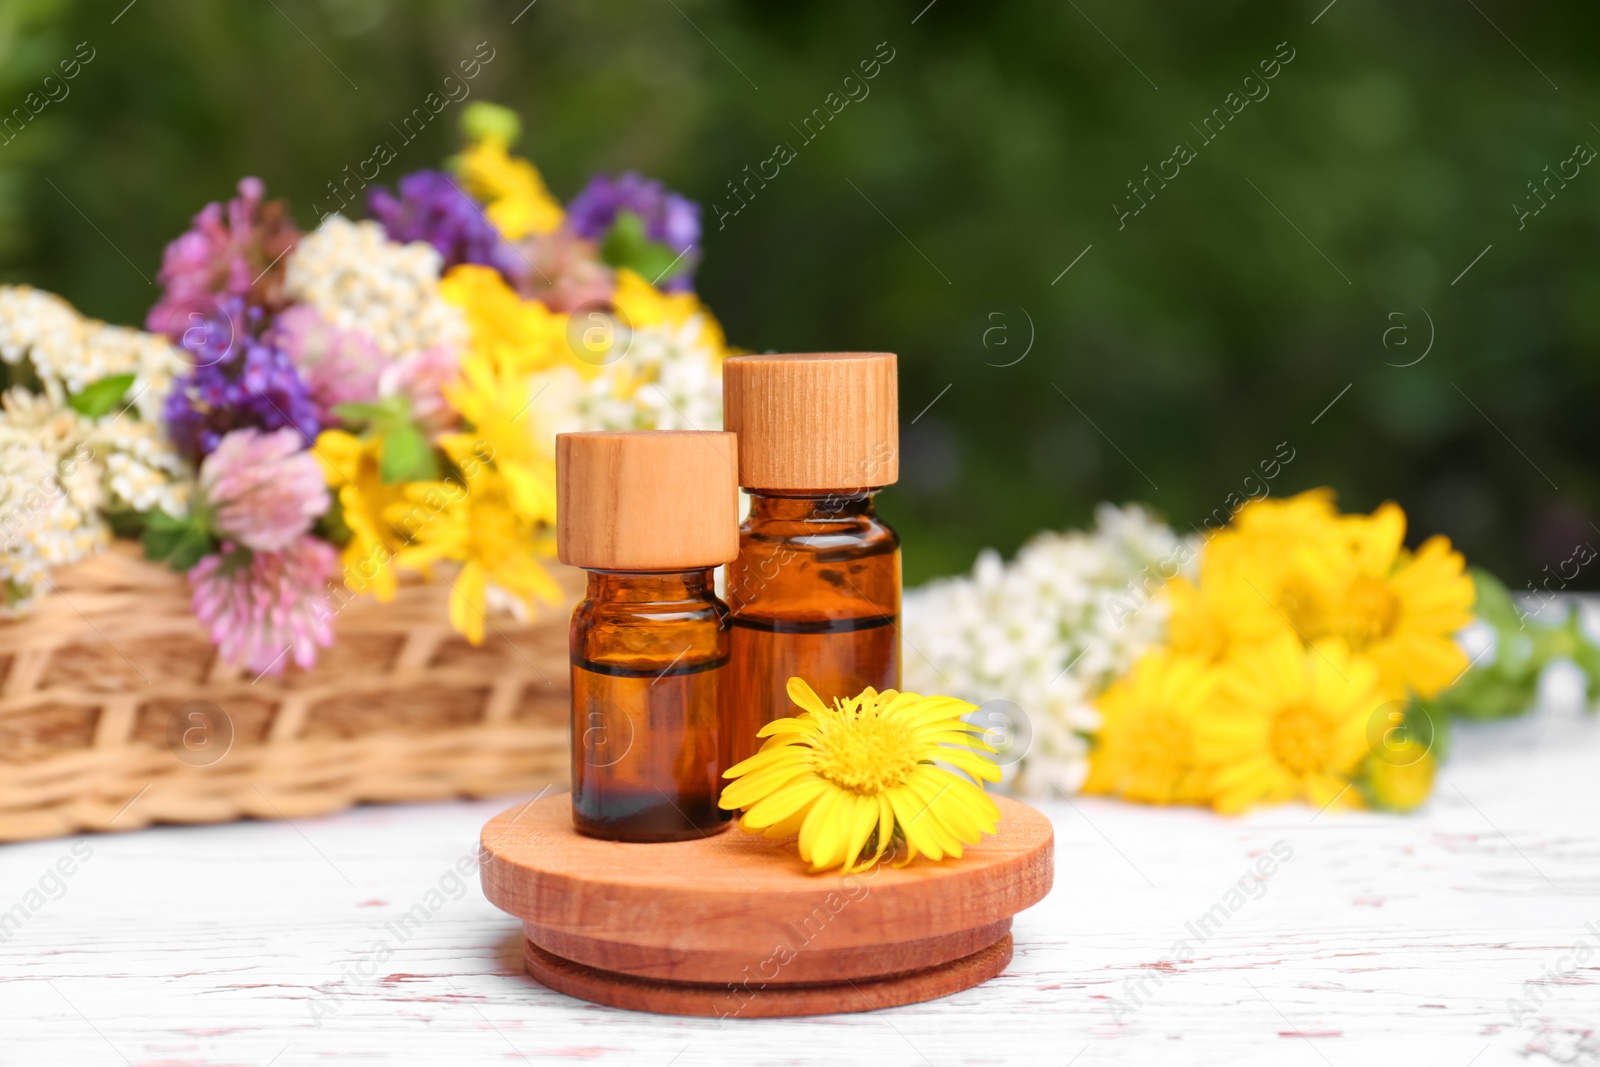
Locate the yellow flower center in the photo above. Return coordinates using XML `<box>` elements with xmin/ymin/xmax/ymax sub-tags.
<box><xmin>812</xmin><ymin>715</ymin><xmax>921</xmax><ymax>794</ymax></box>
<box><xmin>1269</xmin><ymin>702</ymin><xmax>1333</xmax><ymax>775</ymax></box>
<box><xmin>1345</xmin><ymin>575</ymin><xmax>1400</xmax><ymax>646</ymax></box>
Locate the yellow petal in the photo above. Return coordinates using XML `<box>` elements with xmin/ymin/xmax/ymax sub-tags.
<box><xmin>785</xmin><ymin>677</ymin><xmax>832</xmax><ymax>717</ymax></box>
<box><xmin>449</xmin><ymin>562</ymin><xmax>487</xmax><ymax>644</ymax></box>
<box><xmin>797</xmin><ymin>788</ymin><xmax>840</xmax><ymax>864</ymax></box>
<box><xmin>841</xmin><ymin>792</ymin><xmax>881</xmax><ymax>873</ymax></box>
<box><xmin>736</xmin><ymin>775</ymin><xmax>829</xmax><ymax>825</ymax></box>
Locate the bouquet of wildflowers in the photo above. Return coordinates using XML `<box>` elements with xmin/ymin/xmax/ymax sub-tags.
<box><xmin>0</xmin><ymin>103</ymin><xmax>731</xmax><ymax>676</ymax></box>
<box><xmin>909</xmin><ymin>491</ymin><xmax>1600</xmax><ymax>814</ymax></box>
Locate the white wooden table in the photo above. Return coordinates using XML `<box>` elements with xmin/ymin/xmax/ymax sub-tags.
<box><xmin>4</xmin><ymin>683</ymin><xmax>1597</xmax><ymax>1067</ymax></box>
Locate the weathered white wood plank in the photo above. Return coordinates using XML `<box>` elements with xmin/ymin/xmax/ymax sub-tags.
<box><xmin>2</xmin><ymin>692</ymin><xmax>1597</xmax><ymax>1067</ymax></box>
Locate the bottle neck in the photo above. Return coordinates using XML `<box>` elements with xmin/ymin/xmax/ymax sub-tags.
<box><xmin>745</xmin><ymin>489</ymin><xmax>880</xmax><ymax>523</ymax></box>
<box><xmin>584</xmin><ymin>569</ymin><xmax>715</xmax><ymax>604</ymax></box>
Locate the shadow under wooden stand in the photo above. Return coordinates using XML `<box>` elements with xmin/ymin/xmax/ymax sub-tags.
<box><xmin>480</xmin><ymin>794</ymin><xmax>1053</xmax><ymax>1017</ymax></box>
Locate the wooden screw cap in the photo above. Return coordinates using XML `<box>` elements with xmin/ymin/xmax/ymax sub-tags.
<box><xmin>557</xmin><ymin>431</ymin><xmax>739</xmax><ymax>570</ymax></box>
<box><xmin>723</xmin><ymin>352</ymin><xmax>899</xmax><ymax>490</ymax></box>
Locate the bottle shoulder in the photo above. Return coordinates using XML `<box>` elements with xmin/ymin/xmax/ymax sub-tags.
<box><xmin>726</xmin><ymin>524</ymin><xmax>900</xmax><ymax>620</ymax></box>
<box><xmin>571</xmin><ymin>592</ymin><xmax>729</xmax><ymax>668</ymax></box>
<box><xmin>736</xmin><ymin>512</ymin><xmax>900</xmax><ymax>558</ymax></box>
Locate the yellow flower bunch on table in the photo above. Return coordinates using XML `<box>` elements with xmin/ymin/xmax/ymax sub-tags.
<box><xmin>1087</xmin><ymin>490</ymin><xmax>1475</xmax><ymax>815</ymax></box>
<box><xmin>720</xmin><ymin>678</ymin><xmax>1002</xmax><ymax>873</ymax></box>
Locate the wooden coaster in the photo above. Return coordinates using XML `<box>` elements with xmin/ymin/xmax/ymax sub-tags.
<box><xmin>480</xmin><ymin>793</ymin><xmax>1053</xmax><ymax>1015</ymax></box>
<box><xmin>523</xmin><ymin>932</ymin><xmax>1015</xmax><ymax>1018</ymax></box>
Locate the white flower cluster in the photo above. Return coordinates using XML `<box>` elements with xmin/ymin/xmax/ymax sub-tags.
<box><xmin>524</xmin><ymin>308</ymin><xmax>726</xmax><ymax>438</ymax></box>
<box><xmin>0</xmin><ymin>285</ymin><xmax>184</xmax><ymax>422</ymax></box>
<box><xmin>902</xmin><ymin>503</ymin><xmax>1195</xmax><ymax>797</ymax></box>
<box><xmin>0</xmin><ymin>286</ymin><xmax>195</xmax><ymax>611</ymax></box>
<box><xmin>284</xmin><ymin>216</ymin><xmax>469</xmax><ymax>360</ymax></box>
<box><xmin>90</xmin><ymin>419</ymin><xmax>191</xmax><ymax>516</ymax></box>
<box><xmin>530</xmin><ymin>311</ymin><xmax>725</xmax><ymax>433</ymax></box>
<box><xmin>0</xmin><ymin>391</ymin><xmax>104</xmax><ymax>612</ymax></box>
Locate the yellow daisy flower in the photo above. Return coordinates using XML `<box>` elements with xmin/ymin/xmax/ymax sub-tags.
<box><xmin>1206</xmin><ymin>489</ymin><xmax>1348</xmax><ymax>637</ymax></box>
<box><xmin>1314</xmin><ymin>503</ymin><xmax>1476</xmax><ymax>697</ymax></box>
<box><xmin>1084</xmin><ymin>650</ymin><xmax>1220</xmax><ymax>805</ymax></box>
<box><xmin>440</xmin><ymin>353</ymin><xmax>559</xmax><ymax>526</ymax></box>
<box><xmin>1165</xmin><ymin>571</ymin><xmax>1292</xmax><ymax>666</ymax></box>
<box><xmin>314</xmin><ymin>429</ymin><xmax>408</xmax><ymax>602</ymax></box>
<box><xmin>719</xmin><ymin>678</ymin><xmax>1002</xmax><ymax>873</ymax></box>
<box><xmin>1197</xmin><ymin>635</ymin><xmax>1383</xmax><ymax>814</ymax></box>
<box><xmin>388</xmin><ymin>468</ymin><xmax>562</xmax><ymax>644</ymax></box>
<box><xmin>457</xmin><ymin>136</ymin><xmax>564</xmax><ymax>240</ymax></box>
<box><xmin>1227</xmin><ymin>487</ymin><xmax>1340</xmax><ymax>547</ymax></box>
<box><xmin>440</xmin><ymin>264</ymin><xmax>573</xmax><ymax>378</ymax></box>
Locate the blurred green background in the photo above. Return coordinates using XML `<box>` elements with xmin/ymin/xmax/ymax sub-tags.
<box><xmin>2</xmin><ymin>0</ymin><xmax>1595</xmax><ymax>588</ymax></box>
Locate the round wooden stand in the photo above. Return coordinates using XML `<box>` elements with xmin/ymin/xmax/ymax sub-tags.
<box><xmin>480</xmin><ymin>794</ymin><xmax>1053</xmax><ymax>1017</ymax></box>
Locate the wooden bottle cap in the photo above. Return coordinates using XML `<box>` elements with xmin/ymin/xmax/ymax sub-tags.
<box><xmin>723</xmin><ymin>352</ymin><xmax>899</xmax><ymax>490</ymax></box>
<box><xmin>556</xmin><ymin>431</ymin><xmax>739</xmax><ymax>571</ymax></box>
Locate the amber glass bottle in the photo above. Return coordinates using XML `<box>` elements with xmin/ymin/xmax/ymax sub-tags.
<box><xmin>723</xmin><ymin>353</ymin><xmax>900</xmax><ymax>768</ymax></box>
<box><xmin>556</xmin><ymin>430</ymin><xmax>739</xmax><ymax>842</ymax></box>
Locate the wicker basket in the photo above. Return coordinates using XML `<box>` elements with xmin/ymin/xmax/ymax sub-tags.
<box><xmin>0</xmin><ymin>542</ymin><xmax>580</xmax><ymax>842</ymax></box>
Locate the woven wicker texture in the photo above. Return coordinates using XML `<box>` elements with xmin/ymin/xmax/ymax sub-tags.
<box><xmin>0</xmin><ymin>543</ymin><xmax>577</xmax><ymax>842</ymax></box>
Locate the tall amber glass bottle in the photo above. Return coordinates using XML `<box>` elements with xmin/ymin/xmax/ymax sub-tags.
<box><xmin>722</xmin><ymin>352</ymin><xmax>900</xmax><ymax>767</ymax></box>
<box><xmin>556</xmin><ymin>430</ymin><xmax>739</xmax><ymax>842</ymax></box>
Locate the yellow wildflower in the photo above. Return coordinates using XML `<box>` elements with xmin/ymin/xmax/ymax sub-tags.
<box><xmin>1197</xmin><ymin>635</ymin><xmax>1383</xmax><ymax>814</ymax></box>
<box><xmin>457</xmin><ymin>136</ymin><xmax>564</xmax><ymax>239</ymax></box>
<box><xmin>388</xmin><ymin>466</ymin><xmax>562</xmax><ymax>644</ymax></box>
<box><xmin>439</xmin><ymin>264</ymin><xmax>572</xmax><ymax>378</ymax></box>
<box><xmin>1165</xmin><ymin>570</ymin><xmax>1291</xmax><ymax>666</ymax></box>
<box><xmin>720</xmin><ymin>678</ymin><xmax>1001</xmax><ymax>873</ymax></box>
<box><xmin>1205</xmin><ymin>489</ymin><xmax>1348</xmax><ymax>637</ymax></box>
<box><xmin>440</xmin><ymin>353</ymin><xmax>559</xmax><ymax>526</ymax></box>
<box><xmin>1310</xmin><ymin>503</ymin><xmax>1476</xmax><ymax>697</ymax></box>
<box><xmin>314</xmin><ymin>429</ymin><xmax>407</xmax><ymax>602</ymax></box>
<box><xmin>1084</xmin><ymin>651</ymin><xmax>1219</xmax><ymax>805</ymax></box>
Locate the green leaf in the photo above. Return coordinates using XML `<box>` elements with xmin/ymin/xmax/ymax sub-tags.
<box><xmin>140</xmin><ymin>509</ymin><xmax>216</xmax><ymax>572</ymax></box>
<box><xmin>1426</xmin><ymin>669</ymin><xmax>1537</xmax><ymax>722</ymax></box>
<box><xmin>67</xmin><ymin>373</ymin><xmax>137</xmax><ymax>418</ymax></box>
<box><xmin>1437</xmin><ymin>567</ymin><xmax>1600</xmax><ymax>720</ymax></box>
<box><xmin>141</xmin><ymin>523</ymin><xmax>184</xmax><ymax>562</ymax></box>
<box><xmin>600</xmin><ymin>209</ymin><xmax>684</xmax><ymax>284</ymax></box>
<box><xmin>316</xmin><ymin>493</ymin><xmax>353</xmax><ymax>547</ymax></box>
<box><xmin>379</xmin><ymin>421</ymin><xmax>440</xmax><ymax>483</ymax></box>
<box><xmin>332</xmin><ymin>394</ymin><xmax>411</xmax><ymax>431</ymax></box>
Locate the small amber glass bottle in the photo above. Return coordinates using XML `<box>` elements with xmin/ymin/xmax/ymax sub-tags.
<box><xmin>556</xmin><ymin>430</ymin><xmax>739</xmax><ymax>842</ymax></box>
<box><xmin>722</xmin><ymin>352</ymin><xmax>901</xmax><ymax>768</ymax></box>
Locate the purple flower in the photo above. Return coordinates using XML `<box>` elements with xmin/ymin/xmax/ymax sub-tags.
<box><xmin>269</xmin><ymin>305</ymin><xmax>386</xmax><ymax>424</ymax></box>
<box><xmin>164</xmin><ymin>296</ymin><xmax>321</xmax><ymax>458</ymax></box>
<box><xmin>566</xmin><ymin>172</ymin><xmax>701</xmax><ymax>290</ymax></box>
<box><xmin>368</xmin><ymin>170</ymin><xmax>522</xmax><ymax>280</ymax></box>
<box><xmin>147</xmin><ymin>177</ymin><xmax>300</xmax><ymax>341</ymax></box>
<box><xmin>199</xmin><ymin>428</ymin><xmax>329</xmax><ymax>553</ymax></box>
<box><xmin>189</xmin><ymin>536</ymin><xmax>340</xmax><ymax>674</ymax></box>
